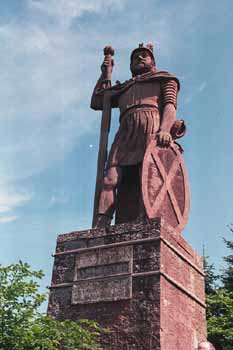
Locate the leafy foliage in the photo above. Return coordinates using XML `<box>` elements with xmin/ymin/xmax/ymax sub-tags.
<box><xmin>207</xmin><ymin>289</ymin><xmax>233</xmax><ymax>350</ymax></box>
<box><xmin>221</xmin><ymin>225</ymin><xmax>233</xmax><ymax>291</ymax></box>
<box><xmin>203</xmin><ymin>256</ymin><xmax>218</xmax><ymax>295</ymax></box>
<box><xmin>0</xmin><ymin>261</ymin><xmax>102</xmax><ymax>350</ymax></box>
<box><xmin>205</xmin><ymin>228</ymin><xmax>233</xmax><ymax>350</ymax></box>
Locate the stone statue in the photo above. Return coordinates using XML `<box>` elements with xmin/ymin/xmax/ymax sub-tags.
<box><xmin>91</xmin><ymin>43</ymin><xmax>189</xmax><ymax>230</ymax></box>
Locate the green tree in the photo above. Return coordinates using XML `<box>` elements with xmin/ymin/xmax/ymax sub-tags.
<box><xmin>0</xmin><ymin>261</ymin><xmax>102</xmax><ymax>350</ymax></box>
<box><xmin>203</xmin><ymin>255</ymin><xmax>218</xmax><ymax>295</ymax></box>
<box><xmin>221</xmin><ymin>225</ymin><xmax>233</xmax><ymax>291</ymax></box>
<box><xmin>207</xmin><ymin>289</ymin><xmax>233</xmax><ymax>350</ymax></box>
<box><xmin>206</xmin><ymin>228</ymin><xmax>233</xmax><ymax>350</ymax></box>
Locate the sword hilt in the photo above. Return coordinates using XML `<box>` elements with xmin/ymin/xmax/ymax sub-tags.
<box><xmin>103</xmin><ymin>46</ymin><xmax>114</xmax><ymax>81</ymax></box>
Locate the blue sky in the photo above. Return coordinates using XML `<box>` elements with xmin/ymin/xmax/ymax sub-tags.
<box><xmin>0</xmin><ymin>0</ymin><xmax>233</xmax><ymax>307</ymax></box>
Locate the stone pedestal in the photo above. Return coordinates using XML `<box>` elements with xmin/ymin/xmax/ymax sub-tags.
<box><xmin>48</xmin><ymin>219</ymin><xmax>207</xmax><ymax>350</ymax></box>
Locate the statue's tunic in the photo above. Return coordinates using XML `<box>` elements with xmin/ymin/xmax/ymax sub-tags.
<box><xmin>91</xmin><ymin>70</ymin><xmax>180</xmax><ymax>169</ymax></box>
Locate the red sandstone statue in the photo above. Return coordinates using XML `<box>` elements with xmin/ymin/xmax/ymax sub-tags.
<box><xmin>91</xmin><ymin>43</ymin><xmax>189</xmax><ymax>230</ymax></box>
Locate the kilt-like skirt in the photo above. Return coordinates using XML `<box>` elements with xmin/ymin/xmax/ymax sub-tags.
<box><xmin>106</xmin><ymin>108</ymin><xmax>160</xmax><ymax>168</ymax></box>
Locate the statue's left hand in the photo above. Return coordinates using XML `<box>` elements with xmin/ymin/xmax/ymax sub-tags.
<box><xmin>157</xmin><ymin>131</ymin><xmax>172</xmax><ymax>147</ymax></box>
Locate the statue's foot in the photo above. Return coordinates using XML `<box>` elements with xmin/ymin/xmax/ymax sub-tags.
<box><xmin>94</xmin><ymin>214</ymin><xmax>112</xmax><ymax>228</ymax></box>
<box><xmin>133</xmin><ymin>213</ymin><xmax>147</xmax><ymax>224</ymax></box>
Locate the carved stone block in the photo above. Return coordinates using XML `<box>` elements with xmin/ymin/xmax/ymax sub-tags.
<box><xmin>72</xmin><ymin>276</ymin><xmax>132</xmax><ymax>304</ymax></box>
<box><xmin>48</xmin><ymin>219</ymin><xmax>207</xmax><ymax>350</ymax></box>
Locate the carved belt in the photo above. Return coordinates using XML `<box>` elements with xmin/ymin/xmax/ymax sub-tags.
<box><xmin>119</xmin><ymin>104</ymin><xmax>158</xmax><ymax>122</ymax></box>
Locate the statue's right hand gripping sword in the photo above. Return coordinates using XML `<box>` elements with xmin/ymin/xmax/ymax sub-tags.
<box><xmin>92</xmin><ymin>46</ymin><xmax>115</xmax><ymax>228</ymax></box>
<box><xmin>103</xmin><ymin>45</ymin><xmax>115</xmax><ymax>82</ymax></box>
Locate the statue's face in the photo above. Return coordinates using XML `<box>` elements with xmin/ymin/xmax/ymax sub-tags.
<box><xmin>130</xmin><ymin>50</ymin><xmax>155</xmax><ymax>76</ymax></box>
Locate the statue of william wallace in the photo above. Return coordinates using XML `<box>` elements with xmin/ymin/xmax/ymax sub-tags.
<box><xmin>91</xmin><ymin>43</ymin><xmax>190</xmax><ymax>232</ymax></box>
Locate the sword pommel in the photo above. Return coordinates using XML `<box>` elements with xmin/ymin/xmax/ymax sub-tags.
<box><xmin>103</xmin><ymin>46</ymin><xmax>115</xmax><ymax>57</ymax></box>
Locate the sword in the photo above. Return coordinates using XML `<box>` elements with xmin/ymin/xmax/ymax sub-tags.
<box><xmin>92</xmin><ymin>46</ymin><xmax>115</xmax><ymax>227</ymax></box>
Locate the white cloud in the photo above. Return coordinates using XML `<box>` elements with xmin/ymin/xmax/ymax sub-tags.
<box><xmin>0</xmin><ymin>190</ymin><xmax>32</xmax><ymax>210</ymax></box>
<box><xmin>49</xmin><ymin>193</ymin><xmax>69</xmax><ymax>206</ymax></box>
<box><xmin>0</xmin><ymin>189</ymin><xmax>32</xmax><ymax>224</ymax></box>
<box><xmin>199</xmin><ymin>81</ymin><xmax>207</xmax><ymax>92</ymax></box>
<box><xmin>184</xmin><ymin>80</ymin><xmax>208</xmax><ymax>104</ymax></box>
<box><xmin>0</xmin><ymin>206</ymin><xmax>11</xmax><ymax>214</ymax></box>
<box><xmin>28</xmin><ymin>0</ymin><xmax>126</xmax><ymax>27</ymax></box>
<box><xmin>0</xmin><ymin>215</ymin><xmax>18</xmax><ymax>224</ymax></box>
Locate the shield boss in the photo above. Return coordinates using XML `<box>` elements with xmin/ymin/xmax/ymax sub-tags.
<box><xmin>142</xmin><ymin>140</ymin><xmax>190</xmax><ymax>232</ymax></box>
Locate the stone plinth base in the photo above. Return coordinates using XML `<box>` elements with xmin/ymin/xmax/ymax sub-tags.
<box><xmin>48</xmin><ymin>219</ymin><xmax>207</xmax><ymax>350</ymax></box>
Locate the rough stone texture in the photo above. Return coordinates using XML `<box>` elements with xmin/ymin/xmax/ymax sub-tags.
<box><xmin>48</xmin><ymin>219</ymin><xmax>207</xmax><ymax>350</ymax></box>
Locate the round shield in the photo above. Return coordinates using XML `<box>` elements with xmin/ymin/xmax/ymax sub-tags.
<box><xmin>142</xmin><ymin>140</ymin><xmax>190</xmax><ymax>233</ymax></box>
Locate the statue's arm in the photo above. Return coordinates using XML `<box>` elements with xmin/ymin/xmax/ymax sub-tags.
<box><xmin>90</xmin><ymin>75</ymin><xmax>111</xmax><ymax>110</ymax></box>
<box><xmin>158</xmin><ymin>79</ymin><xmax>178</xmax><ymax>146</ymax></box>
<box><xmin>91</xmin><ymin>52</ymin><xmax>116</xmax><ymax>110</ymax></box>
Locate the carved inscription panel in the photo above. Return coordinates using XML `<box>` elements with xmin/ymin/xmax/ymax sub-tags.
<box><xmin>72</xmin><ymin>276</ymin><xmax>132</xmax><ymax>304</ymax></box>
<box><xmin>72</xmin><ymin>245</ymin><xmax>133</xmax><ymax>304</ymax></box>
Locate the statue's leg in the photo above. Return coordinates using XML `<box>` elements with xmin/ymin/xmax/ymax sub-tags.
<box><xmin>96</xmin><ymin>166</ymin><xmax>122</xmax><ymax>228</ymax></box>
<box><xmin>138</xmin><ymin>163</ymin><xmax>147</xmax><ymax>220</ymax></box>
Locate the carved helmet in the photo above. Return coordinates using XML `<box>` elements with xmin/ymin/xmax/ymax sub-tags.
<box><xmin>130</xmin><ymin>43</ymin><xmax>156</xmax><ymax>66</ymax></box>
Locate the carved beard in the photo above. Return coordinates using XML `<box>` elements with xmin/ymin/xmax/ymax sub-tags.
<box><xmin>130</xmin><ymin>61</ymin><xmax>155</xmax><ymax>76</ymax></box>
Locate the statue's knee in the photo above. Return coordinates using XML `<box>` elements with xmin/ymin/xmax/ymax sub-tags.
<box><xmin>102</xmin><ymin>167</ymin><xmax>121</xmax><ymax>189</ymax></box>
<box><xmin>103</xmin><ymin>174</ymin><xmax>118</xmax><ymax>189</ymax></box>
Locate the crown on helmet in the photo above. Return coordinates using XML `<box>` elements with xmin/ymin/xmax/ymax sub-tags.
<box><xmin>130</xmin><ymin>43</ymin><xmax>156</xmax><ymax>65</ymax></box>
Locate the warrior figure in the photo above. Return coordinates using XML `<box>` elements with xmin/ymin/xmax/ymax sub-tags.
<box><xmin>91</xmin><ymin>43</ymin><xmax>186</xmax><ymax>228</ymax></box>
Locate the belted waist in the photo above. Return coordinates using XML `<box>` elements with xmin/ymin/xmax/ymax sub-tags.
<box><xmin>119</xmin><ymin>104</ymin><xmax>158</xmax><ymax>122</ymax></box>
